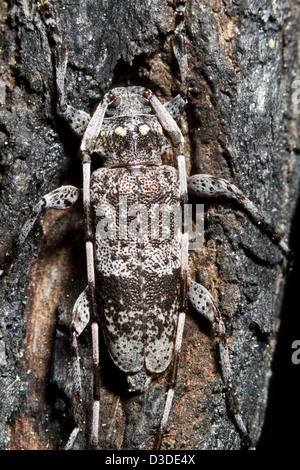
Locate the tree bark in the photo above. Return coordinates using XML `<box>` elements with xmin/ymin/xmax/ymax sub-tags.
<box><xmin>0</xmin><ymin>0</ymin><xmax>299</xmax><ymax>451</ymax></box>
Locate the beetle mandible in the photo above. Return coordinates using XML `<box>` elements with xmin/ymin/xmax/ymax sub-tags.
<box><xmin>17</xmin><ymin>0</ymin><xmax>289</xmax><ymax>450</ymax></box>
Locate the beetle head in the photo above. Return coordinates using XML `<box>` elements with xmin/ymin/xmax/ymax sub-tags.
<box><xmin>105</xmin><ymin>86</ymin><xmax>153</xmax><ymax>117</ymax></box>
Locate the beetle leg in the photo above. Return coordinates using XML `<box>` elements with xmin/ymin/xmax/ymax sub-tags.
<box><xmin>164</xmin><ymin>95</ymin><xmax>186</xmax><ymax>123</ymax></box>
<box><xmin>38</xmin><ymin>1</ymin><xmax>91</xmax><ymax>136</ymax></box>
<box><xmin>173</xmin><ymin>0</ymin><xmax>189</xmax><ymax>100</ymax></box>
<box><xmin>162</xmin><ymin>0</ymin><xmax>188</xmax><ymax>121</ymax></box>
<box><xmin>18</xmin><ymin>185</ymin><xmax>82</xmax><ymax>245</ymax></box>
<box><xmin>188</xmin><ymin>279</ymin><xmax>254</xmax><ymax>449</ymax></box>
<box><xmin>65</xmin><ymin>286</ymin><xmax>90</xmax><ymax>450</ymax></box>
<box><xmin>188</xmin><ymin>174</ymin><xmax>289</xmax><ymax>256</ymax></box>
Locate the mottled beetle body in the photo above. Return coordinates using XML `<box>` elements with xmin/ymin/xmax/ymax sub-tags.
<box><xmin>82</xmin><ymin>86</ymin><xmax>182</xmax><ymax>391</ymax></box>
<box><xmin>92</xmin><ymin>165</ymin><xmax>181</xmax><ymax>391</ymax></box>
<box><xmin>16</xmin><ymin>1</ymin><xmax>289</xmax><ymax>450</ymax></box>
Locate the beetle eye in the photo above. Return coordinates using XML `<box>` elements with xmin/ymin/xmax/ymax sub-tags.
<box><xmin>107</xmin><ymin>92</ymin><xmax>115</xmax><ymax>101</ymax></box>
<box><xmin>108</xmin><ymin>97</ymin><xmax>121</xmax><ymax>108</ymax></box>
<box><xmin>137</xmin><ymin>95</ymin><xmax>151</xmax><ymax>106</ymax></box>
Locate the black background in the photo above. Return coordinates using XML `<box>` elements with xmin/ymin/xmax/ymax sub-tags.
<box><xmin>258</xmin><ymin>199</ymin><xmax>300</xmax><ymax>449</ymax></box>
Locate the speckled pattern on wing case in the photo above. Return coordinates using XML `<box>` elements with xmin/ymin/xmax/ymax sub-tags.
<box><xmin>91</xmin><ymin>165</ymin><xmax>182</xmax><ymax>377</ymax></box>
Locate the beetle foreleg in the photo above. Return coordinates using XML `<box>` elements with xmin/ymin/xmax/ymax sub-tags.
<box><xmin>173</xmin><ymin>0</ymin><xmax>189</xmax><ymax>99</ymax></box>
<box><xmin>38</xmin><ymin>1</ymin><xmax>91</xmax><ymax>136</ymax></box>
<box><xmin>164</xmin><ymin>95</ymin><xmax>186</xmax><ymax>123</ymax></box>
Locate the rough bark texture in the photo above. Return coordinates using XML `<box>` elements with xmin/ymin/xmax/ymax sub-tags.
<box><xmin>0</xmin><ymin>0</ymin><xmax>299</xmax><ymax>451</ymax></box>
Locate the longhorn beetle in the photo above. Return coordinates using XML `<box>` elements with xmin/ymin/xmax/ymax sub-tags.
<box><xmin>17</xmin><ymin>0</ymin><xmax>289</xmax><ymax>450</ymax></box>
